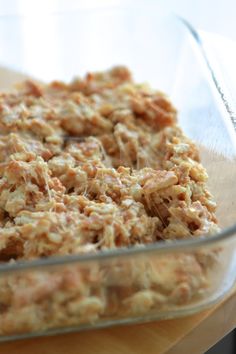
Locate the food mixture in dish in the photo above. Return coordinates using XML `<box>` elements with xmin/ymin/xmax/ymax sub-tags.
<box><xmin>0</xmin><ymin>67</ymin><xmax>219</xmax><ymax>335</ymax></box>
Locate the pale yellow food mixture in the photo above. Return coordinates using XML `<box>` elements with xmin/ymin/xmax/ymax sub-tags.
<box><xmin>0</xmin><ymin>67</ymin><xmax>219</xmax><ymax>335</ymax></box>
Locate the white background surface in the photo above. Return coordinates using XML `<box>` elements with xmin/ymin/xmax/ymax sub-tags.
<box><xmin>0</xmin><ymin>0</ymin><xmax>235</xmax><ymax>40</ymax></box>
<box><xmin>0</xmin><ymin>0</ymin><xmax>235</xmax><ymax>108</ymax></box>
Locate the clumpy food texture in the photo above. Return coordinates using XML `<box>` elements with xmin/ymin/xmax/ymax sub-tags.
<box><xmin>0</xmin><ymin>66</ymin><xmax>218</xmax><ymax>260</ymax></box>
<box><xmin>0</xmin><ymin>67</ymin><xmax>220</xmax><ymax>335</ymax></box>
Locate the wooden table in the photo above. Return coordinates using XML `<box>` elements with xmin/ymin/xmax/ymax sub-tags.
<box><xmin>0</xmin><ymin>288</ymin><xmax>235</xmax><ymax>354</ymax></box>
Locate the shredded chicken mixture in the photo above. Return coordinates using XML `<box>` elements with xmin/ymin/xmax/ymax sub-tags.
<box><xmin>0</xmin><ymin>67</ymin><xmax>219</xmax><ymax>335</ymax></box>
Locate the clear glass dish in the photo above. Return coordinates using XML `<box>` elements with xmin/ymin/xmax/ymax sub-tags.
<box><xmin>0</xmin><ymin>3</ymin><xmax>236</xmax><ymax>342</ymax></box>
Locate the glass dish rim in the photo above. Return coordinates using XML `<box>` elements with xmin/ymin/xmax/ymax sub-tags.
<box><xmin>0</xmin><ymin>12</ymin><xmax>236</xmax><ymax>274</ymax></box>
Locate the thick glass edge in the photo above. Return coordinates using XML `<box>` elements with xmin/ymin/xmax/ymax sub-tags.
<box><xmin>178</xmin><ymin>17</ymin><xmax>236</xmax><ymax>132</ymax></box>
<box><xmin>1</xmin><ymin>224</ymin><xmax>236</xmax><ymax>274</ymax></box>
<box><xmin>0</xmin><ymin>14</ymin><xmax>236</xmax><ymax>274</ymax></box>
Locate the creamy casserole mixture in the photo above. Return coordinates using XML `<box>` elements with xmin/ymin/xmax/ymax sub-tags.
<box><xmin>0</xmin><ymin>67</ymin><xmax>219</xmax><ymax>334</ymax></box>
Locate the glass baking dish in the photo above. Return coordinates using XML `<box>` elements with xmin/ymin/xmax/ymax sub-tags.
<box><xmin>0</xmin><ymin>2</ymin><xmax>236</xmax><ymax>342</ymax></box>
